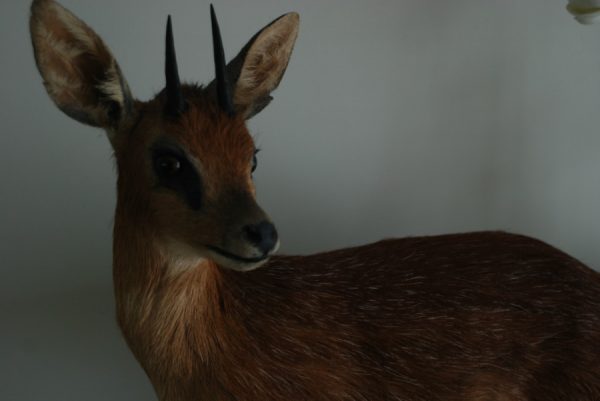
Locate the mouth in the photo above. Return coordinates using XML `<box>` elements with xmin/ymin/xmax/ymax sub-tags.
<box><xmin>206</xmin><ymin>245</ymin><xmax>270</xmax><ymax>265</ymax></box>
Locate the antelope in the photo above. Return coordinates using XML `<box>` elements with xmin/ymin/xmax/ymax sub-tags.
<box><xmin>30</xmin><ymin>0</ymin><xmax>600</xmax><ymax>400</ymax></box>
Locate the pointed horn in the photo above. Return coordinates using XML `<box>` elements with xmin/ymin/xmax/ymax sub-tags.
<box><xmin>165</xmin><ymin>15</ymin><xmax>187</xmax><ymax>116</ymax></box>
<box><xmin>210</xmin><ymin>5</ymin><xmax>235</xmax><ymax>116</ymax></box>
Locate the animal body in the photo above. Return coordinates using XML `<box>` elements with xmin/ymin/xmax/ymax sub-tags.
<box><xmin>29</xmin><ymin>0</ymin><xmax>600</xmax><ymax>400</ymax></box>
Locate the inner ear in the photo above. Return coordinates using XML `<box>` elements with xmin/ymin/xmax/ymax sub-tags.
<box><xmin>30</xmin><ymin>0</ymin><xmax>134</xmax><ymax>131</ymax></box>
<box><xmin>234</xmin><ymin>13</ymin><xmax>299</xmax><ymax>119</ymax></box>
<box><xmin>207</xmin><ymin>12</ymin><xmax>299</xmax><ymax>120</ymax></box>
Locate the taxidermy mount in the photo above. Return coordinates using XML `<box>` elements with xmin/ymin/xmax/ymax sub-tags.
<box><xmin>30</xmin><ymin>0</ymin><xmax>600</xmax><ymax>399</ymax></box>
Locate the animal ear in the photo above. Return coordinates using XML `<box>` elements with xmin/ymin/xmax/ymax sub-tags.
<box><xmin>212</xmin><ymin>12</ymin><xmax>299</xmax><ymax>120</ymax></box>
<box><xmin>29</xmin><ymin>0</ymin><xmax>134</xmax><ymax>131</ymax></box>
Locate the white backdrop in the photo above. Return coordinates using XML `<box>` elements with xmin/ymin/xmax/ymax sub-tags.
<box><xmin>2</xmin><ymin>1</ymin><xmax>600</xmax><ymax>400</ymax></box>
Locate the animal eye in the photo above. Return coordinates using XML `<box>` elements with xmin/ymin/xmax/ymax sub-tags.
<box><xmin>156</xmin><ymin>155</ymin><xmax>182</xmax><ymax>175</ymax></box>
<box><xmin>251</xmin><ymin>149</ymin><xmax>260</xmax><ymax>173</ymax></box>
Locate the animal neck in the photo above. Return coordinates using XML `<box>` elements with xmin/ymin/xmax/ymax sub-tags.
<box><xmin>112</xmin><ymin>198</ymin><xmax>226</xmax><ymax>392</ymax></box>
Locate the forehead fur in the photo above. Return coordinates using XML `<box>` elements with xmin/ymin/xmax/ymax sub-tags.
<box><xmin>159</xmin><ymin>86</ymin><xmax>255</xmax><ymax>178</ymax></box>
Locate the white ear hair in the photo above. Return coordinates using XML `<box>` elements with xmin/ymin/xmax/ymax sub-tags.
<box><xmin>207</xmin><ymin>12</ymin><xmax>299</xmax><ymax>119</ymax></box>
<box><xmin>234</xmin><ymin>13</ymin><xmax>299</xmax><ymax>119</ymax></box>
<box><xmin>30</xmin><ymin>0</ymin><xmax>133</xmax><ymax>134</ymax></box>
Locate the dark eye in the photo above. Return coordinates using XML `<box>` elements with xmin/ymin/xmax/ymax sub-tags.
<box><xmin>251</xmin><ymin>149</ymin><xmax>260</xmax><ymax>173</ymax></box>
<box><xmin>155</xmin><ymin>155</ymin><xmax>182</xmax><ymax>176</ymax></box>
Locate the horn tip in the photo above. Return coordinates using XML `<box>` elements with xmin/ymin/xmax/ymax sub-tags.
<box><xmin>210</xmin><ymin>4</ymin><xmax>218</xmax><ymax>23</ymax></box>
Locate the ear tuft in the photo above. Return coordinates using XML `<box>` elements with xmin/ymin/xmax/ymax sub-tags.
<box><xmin>30</xmin><ymin>0</ymin><xmax>133</xmax><ymax>130</ymax></box>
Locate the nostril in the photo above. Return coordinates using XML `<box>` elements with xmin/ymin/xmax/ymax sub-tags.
<box><xmin>244</xmin><ymin>224</ymin><xmax>262</xmax><ymax>245</ymax></box>
<box><xmin>243</xmin><ymin>221</ymin><xmax>278</xmax><ymax>254</ymax></box>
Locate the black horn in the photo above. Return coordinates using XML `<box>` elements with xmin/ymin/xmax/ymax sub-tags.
<box><xmin>210</xmin><ymin>5</ymin><xmax>235</xmax><ymax>116</ymax></box>
<box><xmin>165</xmin><ymin>15</ymin><xmax>187</xmax><ymax>116</ymax></box>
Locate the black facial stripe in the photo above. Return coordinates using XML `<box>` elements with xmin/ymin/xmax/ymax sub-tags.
<box><xmin>151</xmin><ymin>143</ymin><xmax>203</xmax><ymax>210</ymax></box>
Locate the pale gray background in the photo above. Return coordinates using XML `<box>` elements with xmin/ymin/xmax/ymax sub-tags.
<box><xmin>1</xmin><ymin>0</ymin><xmax>600</xmax><ymax>400</ymax></box>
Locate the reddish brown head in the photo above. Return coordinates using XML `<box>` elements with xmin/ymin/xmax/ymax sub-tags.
<box><xmin>30</xmin><ymin>0</ymin><xmax>299</xmax><ymax>271</ymax></box>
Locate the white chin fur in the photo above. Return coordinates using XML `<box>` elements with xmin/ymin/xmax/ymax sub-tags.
<box><xmin>202</xmin><ymin>239</ymin><xmax>280</xmax><ymax>272</ymax></box>
<box><xmin>206</xmin><ymin>250</ymin><xmax>271</xmax><ymax>272</ymax></box>
<box><xmin>162</xmin><ymin>238</ymin><xmax>279</xmax><ymax>273</ymax></box>
<box><xmin>161</xmin><ymin>239</ymin><xmax>206</xmax><ymax>276</ymax></box>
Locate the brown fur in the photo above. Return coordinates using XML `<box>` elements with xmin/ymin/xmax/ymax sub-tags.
<box><xmin>113</xmin><ymin>224</ymin><xmax>600</xmax><ymax>400</ymax></box>
<box><xmin>30</xmin><ymin>1</ymin><xmax>600</xmax><ymax>400</ymax></box>
<box><xmin>112</xmin><ymin>93</ymin><xmax>600</xmax><ymax>400</ymax></box>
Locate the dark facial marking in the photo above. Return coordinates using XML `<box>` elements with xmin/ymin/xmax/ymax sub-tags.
<box><xmin>151</xmin><ymin>140</ymin><xmax>203</xmax><ymax>210</ymax></box>
<box><xmin>251</xmin><ymin>148</ymin><xmax>260</xmax><ymax>174</ymax></box>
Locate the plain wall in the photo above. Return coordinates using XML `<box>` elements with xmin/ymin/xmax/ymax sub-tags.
<box><xmin>2</xmin><ymin>0</ymin><xmax>600</xmax><ymax>400</ymax></box>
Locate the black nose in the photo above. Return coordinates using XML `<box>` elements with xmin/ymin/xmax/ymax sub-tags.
<box><xmin>243</xmin><ymin>221</ymin><xmax>278</xmax><ymax>255</ymax></box>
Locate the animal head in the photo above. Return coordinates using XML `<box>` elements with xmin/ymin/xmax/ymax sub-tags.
<box><xmin>29</xmin><ymin>0</ymin><xmax>299</xmax><ymax>271</ymax></box>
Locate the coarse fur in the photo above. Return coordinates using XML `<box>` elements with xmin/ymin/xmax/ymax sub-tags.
<box><xmin>30</xmin><ymin>1</ymin><xmax>600</xmax><ymax>400</ymax></box>
<box><xmin>115</xmin><ymin>229</ymin><xmax>600</xmax><ymax>401</ymax></box>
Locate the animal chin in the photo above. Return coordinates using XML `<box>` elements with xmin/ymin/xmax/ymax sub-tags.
<box><xmin>206</xmin><ymin>245</ymin><xmax>271</xmax><ymax>271</ymax></box>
